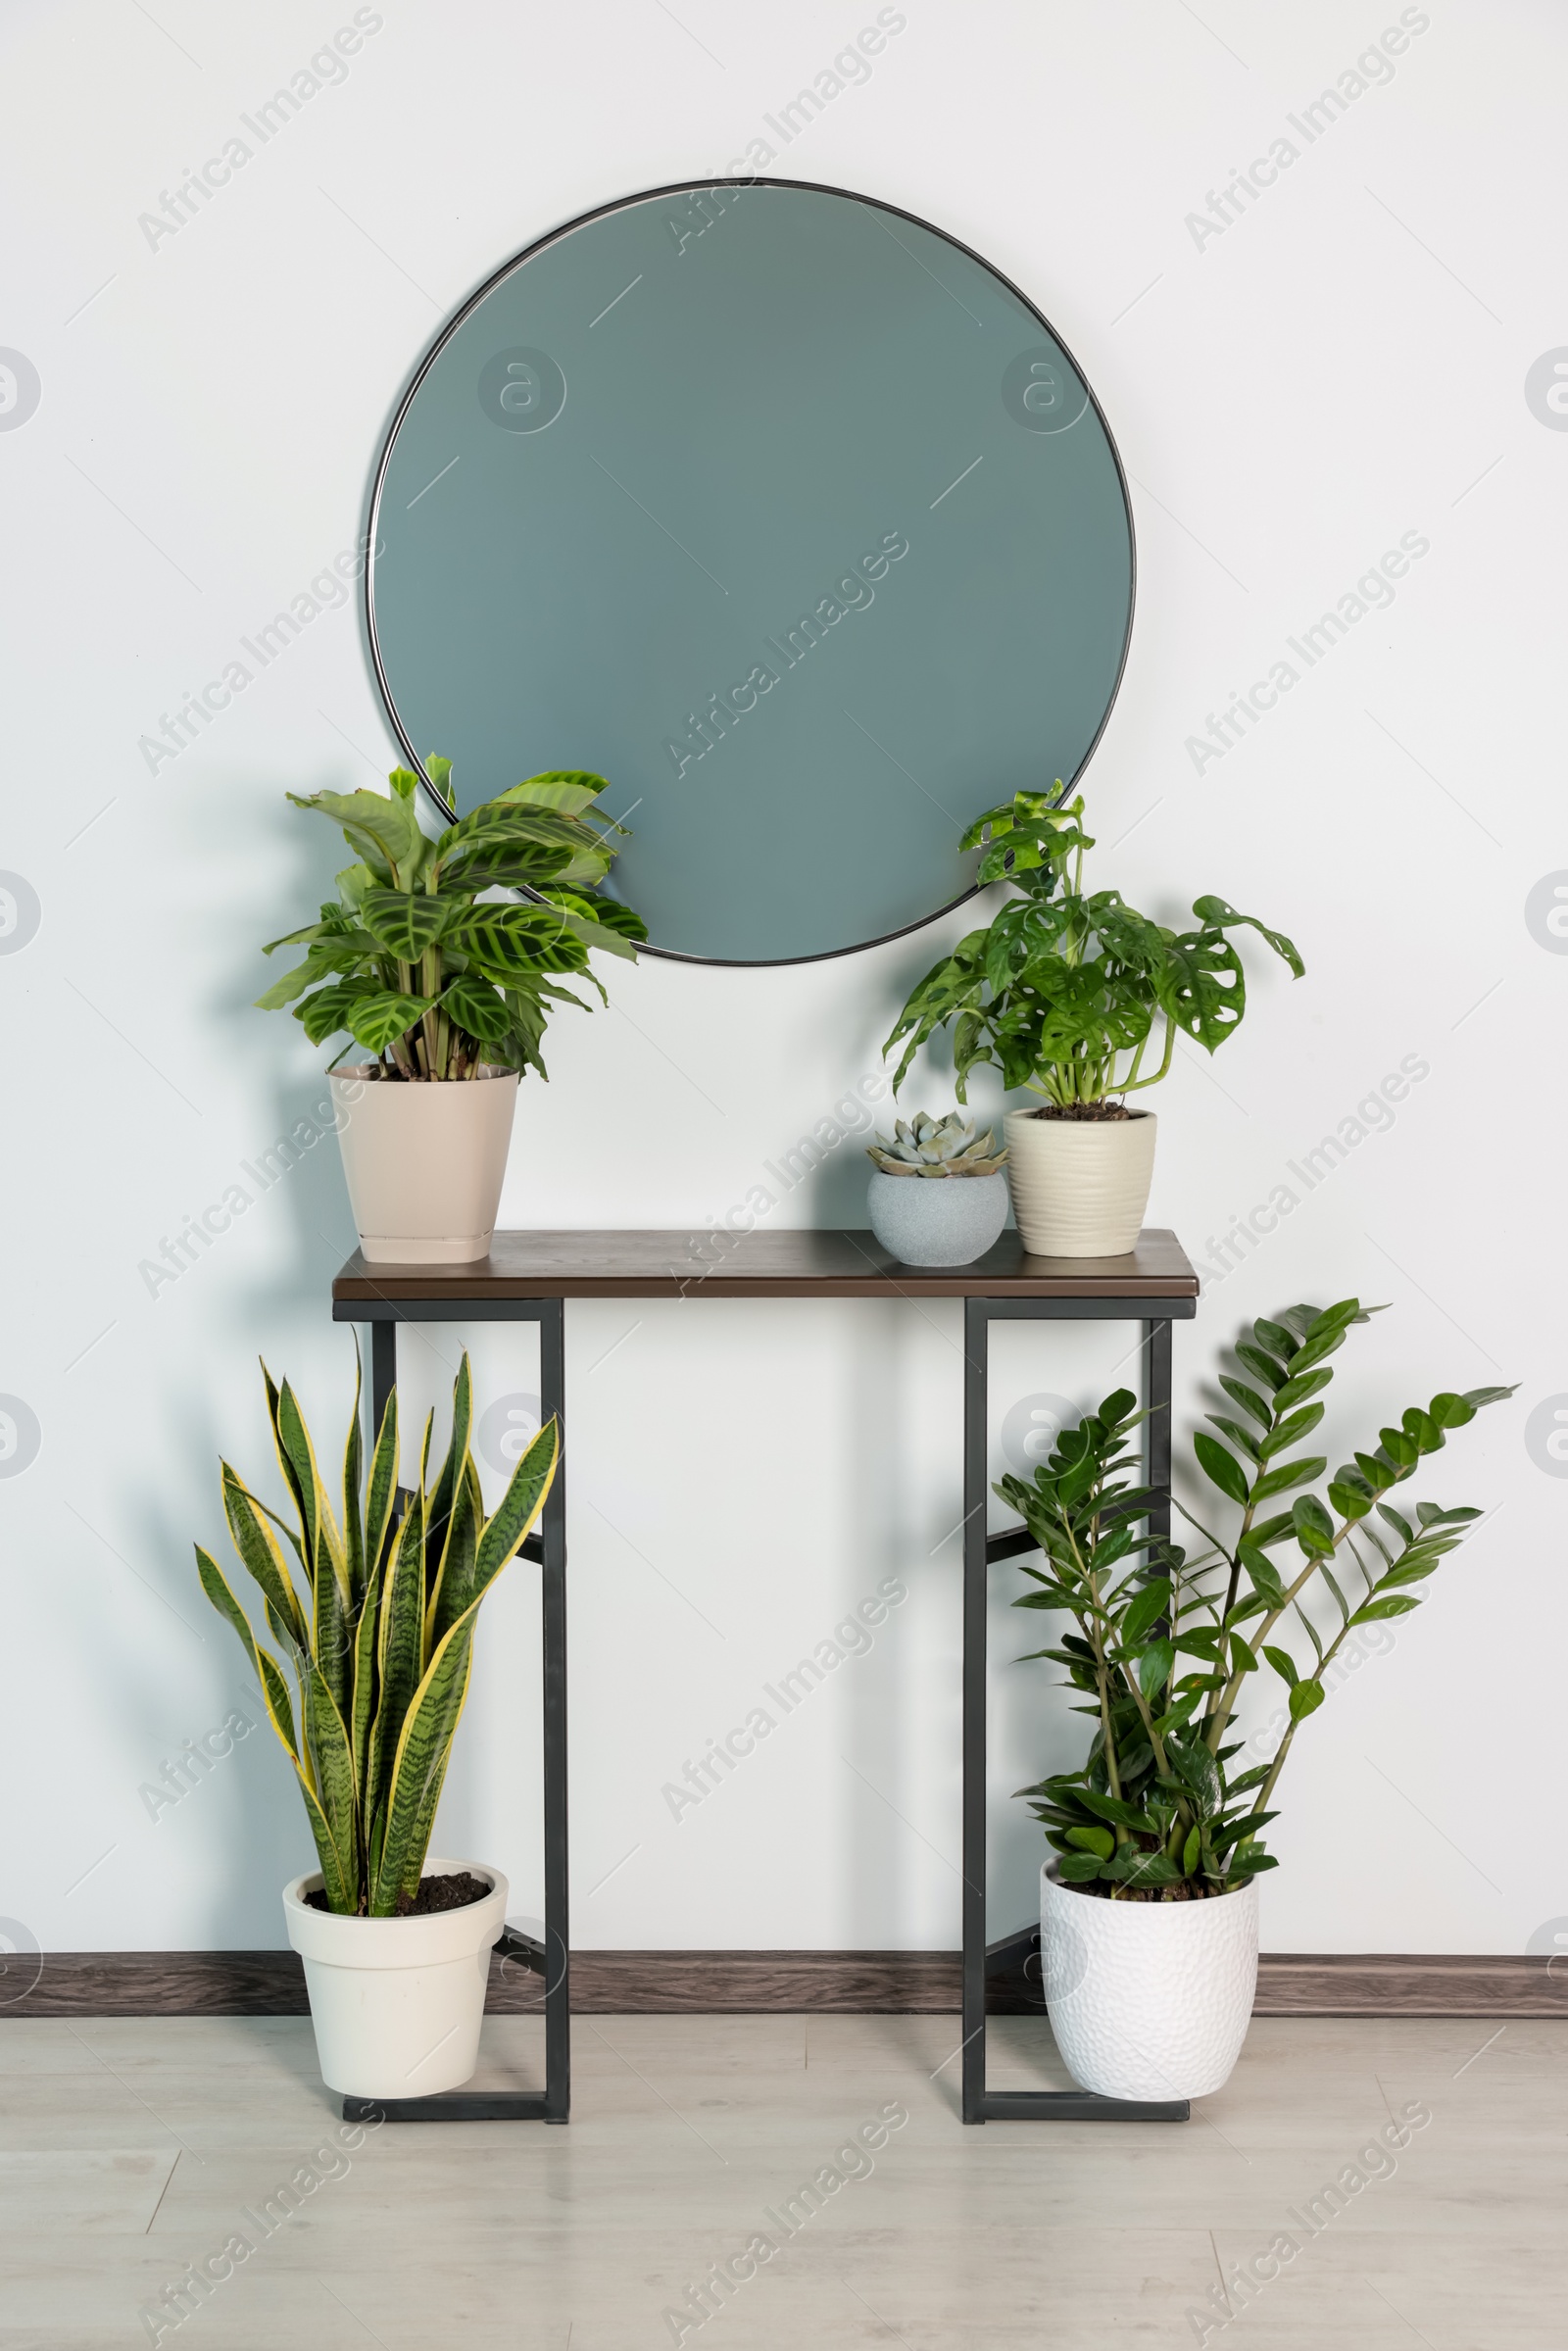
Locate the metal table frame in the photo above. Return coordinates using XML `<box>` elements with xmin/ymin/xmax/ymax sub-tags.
<box><xmin>329</xmin><ymin>1230</ymin><xmax>1199</xmax><ymax>2131</ymax></box>
<box><xmin>332</xmin><ymin>1294</ymin><xmax>569</xmax><ymax>2127</ymax></box>
<box><xmin>962</xmin><ymin>1294</ymin><xmax>1197</xmax><ymax>2125</ymax></box>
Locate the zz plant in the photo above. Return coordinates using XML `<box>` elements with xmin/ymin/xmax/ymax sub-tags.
<box><xmin>195</xmin><ymin>1353</ymin><xmax>556</xmax><ymax>1916</ymax></box>
<box><xmin>885</xmin><ymin>788</ymin><xmax>1302</xmax><ymax>1109</ymax></box>
<box><xmin>1004</xmin><ymin>1299</ymin><xmax>1510</xmax><ymax>1898</ymax></box>
<box><xmin>257</xmin><ymin>759</ymin><xmax>646</xmax><ymax>1081</ymax></box>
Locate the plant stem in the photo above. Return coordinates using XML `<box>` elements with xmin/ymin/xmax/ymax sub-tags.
<box><xmin>419</xmin><ymin>944</ymin><xmax>444</xmax><ymax>1079</ymax></box>
<box><xmin>1121</xmin><ymin>1015</ymin><xmax>1176</xmax><ymax>1095</ymax></box>
<box><xmin>1203</xmin><ymin>1519</ymin><xmax>1357</xmax><ymax>1753</ymax></box>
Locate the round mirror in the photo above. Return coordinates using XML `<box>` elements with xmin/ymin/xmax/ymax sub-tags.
<box><xmin>367</xmin><ymin>180</ymin><xmax>1134</xmax><ymax>965</ymax></box>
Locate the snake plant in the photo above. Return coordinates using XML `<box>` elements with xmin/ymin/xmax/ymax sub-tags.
<box><xmin>195</xmin><ymin>1352</ymin><xmax>556</xmax><ymax>1916</ymax></box>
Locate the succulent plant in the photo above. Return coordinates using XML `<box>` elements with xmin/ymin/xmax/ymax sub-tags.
<box><xmin>866</xmin><ymin>1111</ymin><xmax>1007</xmax><ymax>1177</ymax></box>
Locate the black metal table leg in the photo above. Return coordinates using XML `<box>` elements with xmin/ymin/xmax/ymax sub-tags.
<box><xmin>337</xmin><ymin>1297</ymin><xmax>570</xmax><ymax>2127</ymax></box>
<box><xmin>1145</xmin><ymin>1316</ymin><xmax>1172</xmax><ymax>1549</ymax></box>
<box><xmin>961</xmin><ymin>1299</ymin><xmax>989</xmax><ymax>2127</ymax></box>
<box><xmin>962</xmin><ymin>1295</ymin><xmax>1190</xmax><ymax>2125</ymax></box>
<box><xmin>539</xmin><ymin>1297</ymin><xmax>570</xmax><ymax>2123</ymax></box>
<box><xmin>369</xmin><ymin>1318</ymin><xmax>397</xmax><ymax>1441</ymax></box>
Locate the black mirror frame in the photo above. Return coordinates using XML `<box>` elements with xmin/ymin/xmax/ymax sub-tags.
<box><xmin>362</xmin><ymin>175</ymin><xmax>1137</xmax><ymax>968</ymax></box>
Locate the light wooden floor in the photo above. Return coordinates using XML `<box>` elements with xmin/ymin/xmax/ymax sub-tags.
<box><xmin>0</xmin><ymin>2010</ymin><xmax>1561</xmax><ymax>2347</ymax></box>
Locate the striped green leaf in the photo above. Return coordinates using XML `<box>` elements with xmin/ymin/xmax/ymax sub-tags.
<box><xmin>343</xmin><ymin>1345</ymin><xmax>366</xmax><ymax>1611</ymax></box>
<box><xmin>365</xmin><ymin>1387</ymin><xmax>400</xmax><ymax>1578</ymax></box>
<box><xmin>393</xmin><ymin>1704</ymin><xmax>464</xmax><ymax>1907</ymax></box>
<box><xmin>349</xmin><ymin>1558</ymin><xmax>381</xmax><ymax>1805</ymax></box>
<box><xmin>367</xmin><ymin>1800</ymin><xmax>387</xmax><ymax>1903</ymax></box>
<box><xmin>220</xmin><ymin>1465</ymin><xmax>308</xmax><ymax>1648</ymax></box>
<box><xmin>425</xmin><ymin>1458</ymin><xmax>481</xmax><ymax>1656</ymax></box>
<box><xmin>471</xmin><ymin>1419</ymin><xmax>559</xmax><ymax>1601</ymax></box>
<box><xmin>265</xmin><ymin>1596</ymin><xmax>303</xmax><ymax>1663</ymax></box>
<box><xmin>195</xmin><ymin>1545</ymin><xmax>298</xmax><ymax>1758</ymax></box>
<box><xmin>279</xmin><ymin>1373</ymin><xmax>351</xmax><ymax>1614</ymax></box>
<box><xmin>302</xmin><ymin>1663</ymin><xmax>360</xmax><ymax>1913</ymax></box>
<box><xmin>313</xmin><ymin>1525</ymin><xmax>352</xmax><ymax>1726</ymax></box>
<box><xmin>424</xmin><ymin>1354</ymin><xmax>472</xmax><ymax>1578</ymax></box>
<box><xmin>269</xmin><ymin>1375</ymin><xmax>319</xmax><ymax>1572</ymax></box>
<box><xmin>357</xmin><ymin>887</ymin><xmax>458</xmax><ymax>960</ymax></box>
<box><xmin>296</xmin><ymin>1772</ymin><xmax>354</xmax><ymax>1913</ymax></box>
<box><xmin>260</xmin><ymin>1360</ymin><xmax>310</xmax><ymax>1548</ymax></box>
<box><xmin>196</xmin><ymin>1350</ymin><xmax>546</xmax><ymax>1916</ymax></box>
<box><xmin>246</xmin><ymin>1487</ymin><xmax>306</xmax><ymax>1574</ymax></box>
<box><xmin>371</xmin><ymin>1620</ymin><xmax>476</xmax><ymax>1914</ymax></box>
<box><xmin>368</xmin><ymin>1485</ymin><xmax>426</xmax><ymax>1830</ymax></box>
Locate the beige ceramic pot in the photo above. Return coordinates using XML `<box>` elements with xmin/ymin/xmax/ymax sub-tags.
<box><xmin>328</xmin><ymin>1065</ymin><xmax>517</xmax><ymax>1263</ymax></box>
<box><xmin>1003</xmin><ymin>1107</ymin><xmax>1156</xmax><ymax>1258</ymax></box>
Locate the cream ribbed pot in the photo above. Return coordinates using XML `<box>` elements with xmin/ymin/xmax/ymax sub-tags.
<box><xmin>1003</xmin><ymin>1107</ymin><xmax>1157</xmax><ymax>1258</ymax></box>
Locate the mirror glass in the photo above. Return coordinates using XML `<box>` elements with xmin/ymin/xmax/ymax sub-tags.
<box><xmin>368</xmin><ymin>181</ymin><xmax>1133</xmax><ymax>964</ymax></box>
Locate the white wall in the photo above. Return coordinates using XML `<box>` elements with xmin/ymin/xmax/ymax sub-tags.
<box><xmin>3</xmin><ymin>0</ymin><xmax>1563</xmax><ymax>1964</ymax></box>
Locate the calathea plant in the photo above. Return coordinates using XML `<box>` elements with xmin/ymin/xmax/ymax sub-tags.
<box><xmin>1005</xmin><ymin>1299</ymin><xmax>1510</xmax><ymax>1898</ymax></box>
<box><xmin>257</xmin><ymin>759</ymin><xmax>646</xmax><ymax>1081</ymax></box>
<box><xmin>195</xmin><ymin>1353</ymin><xmax>556</xmax><ymax>1915</ymax></box>
<box><xmin>885</xmin><ymin>788</ymin><xmax>1302</xmax><ymax>1110</ymax></box>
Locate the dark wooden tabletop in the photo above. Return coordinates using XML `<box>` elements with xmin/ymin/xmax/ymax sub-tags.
<box><xmin>331</xmin><ymin>1228</ymin><xmax>1199</xmax><ymax>1305</ymax></box>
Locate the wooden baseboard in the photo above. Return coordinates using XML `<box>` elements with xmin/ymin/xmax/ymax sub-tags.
<box><xmin>9</xmin><ymin>1948</ymin><xmax>1567</xmax><ymax>2019</ymax></box>
<box><xmin>1251</xmin><ymin>1952</ymin><xmax>1567</xmax><ymax>2017</ymax></box>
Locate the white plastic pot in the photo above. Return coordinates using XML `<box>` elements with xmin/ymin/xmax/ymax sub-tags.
<box><xmin>1041</xmin><ymin>1861</ymin><xmax>1257</xmax><ymax>2101</ymax></box>
<box><xmin>329</xmin><ymin>1065</ymin><xmax>517</xmax><ymax>1264</ymax></box>
<box><xmin>1004</xmin><ymin>1107</ymin><xmax>1156</xmax><ymax>1258</ymax></box>
<box><xmin>282</xmin><ymin>1858</ymin><xmax>508</xmax><ymax>2098</ymax></box>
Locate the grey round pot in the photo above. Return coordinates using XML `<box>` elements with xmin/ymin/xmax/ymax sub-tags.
<box><xmin>866</xmin><ymin>1171</ymin><xmax>1009</xmax><ymax>1267</ymax></box>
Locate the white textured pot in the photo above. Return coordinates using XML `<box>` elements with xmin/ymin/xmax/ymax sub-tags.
<box><xmin>866</xmin><ymin>1170</ymin><xmax>1009</xmax><ymax>1266</ymax></box>
<box><xmin>1041</xmin><ymin>1862</ymin><xmax>1258</xmax><ymax>2101</ymax></box>
<box><xmin>282</xmin><ymin>1858</ymin><xmax>508</xmax><ymax>2098</ymax></box>
<box><xmin>1004</xmin><ymin>1107</ymin><xmax>1156</xmax><ymax>1258</ymax></box>
<box><xmin>329</xmin><ymin>1065</ymin><xmax>517</xmax><ymax>1264</ymax></box>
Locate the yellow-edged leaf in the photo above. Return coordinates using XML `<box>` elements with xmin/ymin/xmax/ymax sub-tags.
<box><xmin>365</xmin><ymin>1386</ymin><xmax>400</xmax><ymax>1577</ymax></box>
<box><xmin>350</xmin><ymin>1558</ymin><xmax>381</xmax><ymax>1804</ymax></box>
<box><xmin>343</xmin><ymin>1344</ymin><xmax>366</xmax><ymax>1611</ymax></box>
<box><xmin>425</xmin><ymin>1353</ymin><xmax>473</xmax><ymax>1553</ymax></box>
<box><xmin>303</xmin><ymin>1663</ymin><xmax>359</xmax><ymax>1911</ymax></box>
<box><xmin>424</xmin><ymin>1457</ymin><xmax>481</xmax><ymax>1660</ymax></box>
<box><xmin>368</xmin><ymin>1484</ymin><xmax>425</xmax><ymax>1826</ymax></box>
<box><xmin>296</xmin><ymin>1771</ymin><xmax>354</xmax><ymax>1913</ymax></box>
<box><xmin>371</xmin><ymin>1618</ymin><xmax>476</xmax><ymax>1913</ymax></box>
<box><xmin>220</xmin><ymin>1467</ymin><xmax>308</xmax><ymax>1647</ymax></box>
<box><xmin>195</xmin><ymin>1545</ymin><xmax>299</xmax><ymax>1760</ymax></box>
<box><xmin>260</xmin><ymin>1360</ymin><xmax>310</xmax><ymax>1554</ymax></box>
<box><xmin>470</xmin><ymin>1418</ymin><xmax>558</xmax><ymax>1598</ymax></box>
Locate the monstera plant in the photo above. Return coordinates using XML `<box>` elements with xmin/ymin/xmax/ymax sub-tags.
<box><xmin>257</xmin><ymin>759</ymin><xmax>646</xmax><ymax>1082</ymax></box>
<box><xmin>885</xmin><ymin>788</ymin><xmax>1301</xmax><ymax>1108</ymax></box>
<box><xmin>882</xmin><ymin>788</ymin><xmax>1304</xmax><ymax>1257</ymax></box>
<box><xmin>195</xmin><ymin>1351</ymin><xmax>556</xmax><ymax>1916</ymax></box>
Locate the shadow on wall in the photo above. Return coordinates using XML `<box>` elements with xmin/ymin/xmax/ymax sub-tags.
<box><xmin>760</xmin><ymin>1078</ymin><xmax>1013</xmax><ymax>1235</ymax></box>
<box><xmin>107</xmin><ymin>768</ymin><xmax>374</xmax><ymax>1940</ymax></box>
<box><xmin>137</xmin><ymin>763</ymin><xmax>368</xmax><ymax>1330</ymax></box>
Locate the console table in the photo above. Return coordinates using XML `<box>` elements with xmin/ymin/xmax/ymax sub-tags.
<box><xmin>331</xmin><ymin>1226</ymin><xmax>1199</xmax><ymax>2127</ymax></box>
